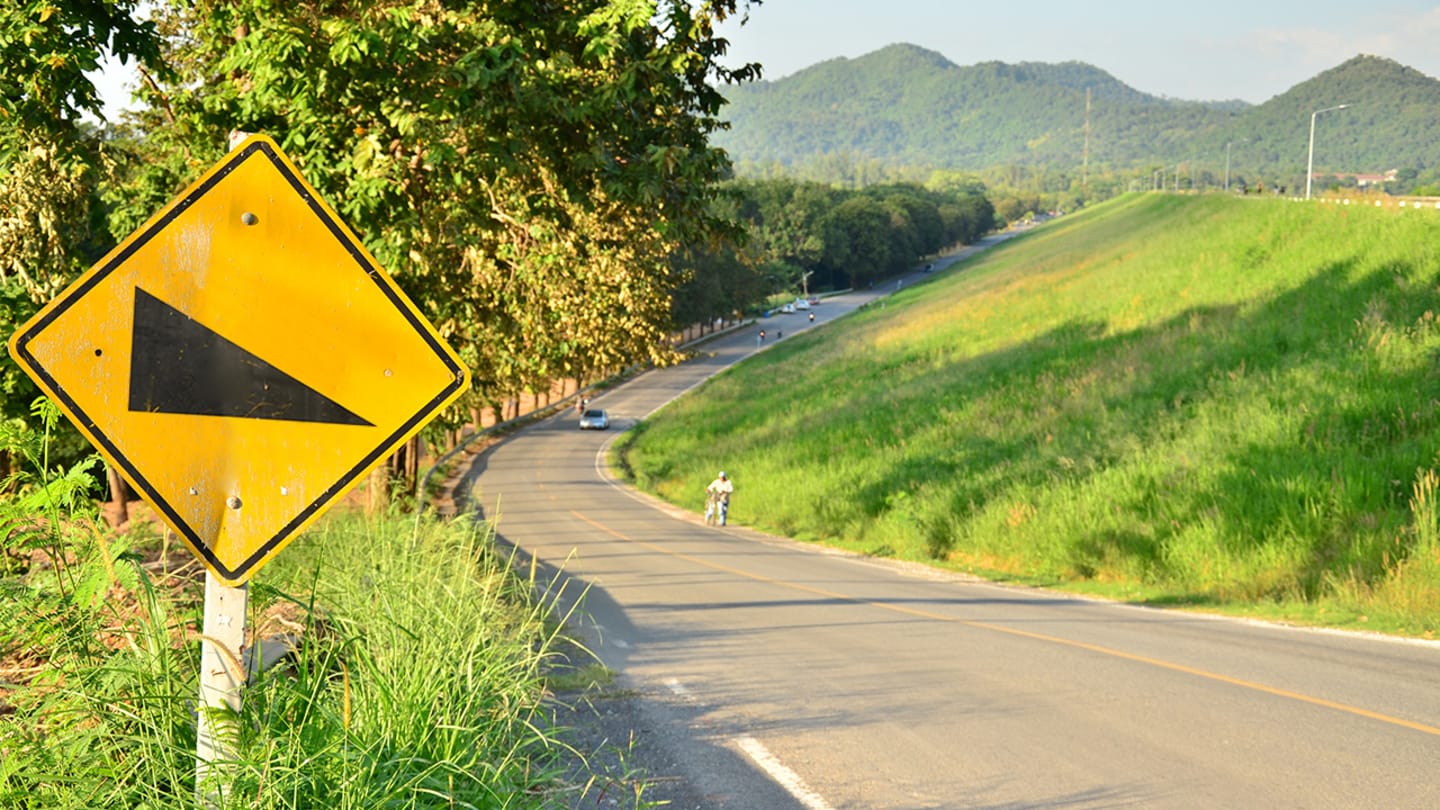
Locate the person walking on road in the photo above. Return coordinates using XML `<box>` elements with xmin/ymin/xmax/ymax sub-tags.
<box><xmin>705</xmin><ymin>471</ymin><xmax>734</xmax><ymax>526</ymax></box>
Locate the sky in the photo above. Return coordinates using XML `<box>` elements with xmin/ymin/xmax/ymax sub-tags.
<box><xmin>91</xmin><ymin>1</ymin><xmax>1440</xmax><ymax>120</ymax></box>
<box><xmin>714</xmin><ymin>0</ymin><xmax>1440</xmax><ymax>103</ymax></box>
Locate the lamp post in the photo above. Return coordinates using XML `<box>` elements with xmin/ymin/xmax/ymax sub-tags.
<box><xmin>1225</xmin><ymin>140</ymin><xmax>1250</xmax><ymax>193</ymax></box>
<box><xmin>1306</xmin><ymin>104</ymin><xmax>1350</xmax><ymax>200</ymax></box>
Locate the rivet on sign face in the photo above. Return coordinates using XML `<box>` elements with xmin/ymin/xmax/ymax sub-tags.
<box><xmin>241</xmin><ymin>212</ymin><xmax>258</xmax><ymax>226</ymax></box>
<box><xmin>384</xmin><ymin>369</ymin><xmax>393</xmax><ymax>377</ymax></box>
<box><xmin>226</xmin><ymin>496</ymin><xmax>243</xmax><ymax>510</ymax></box>
<box><xmin>280</xmin><ymin>486</ymin><xmax>288</xmax><ymax>495</ymax></box>
<box><xmin>189</xmin><ymin>487</ymin><xmax>199</xmax><ymax>496</ymax></box>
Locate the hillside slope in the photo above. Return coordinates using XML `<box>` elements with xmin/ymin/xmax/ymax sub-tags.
<box><xmin>715</xmin><ymin>45</ymin><xmax>1440</xmax><ymax>182</ymax></box>
<box><xmin>621</xmin><ymin>195</ymin><xmax>1440</xmax><ymax>634</ymax></box>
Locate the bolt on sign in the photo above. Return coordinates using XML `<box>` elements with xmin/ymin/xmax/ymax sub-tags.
<box><xmin>8</xmin><ymin>134</ymin><xmax>470</xmax><ymax>586</ymax></box>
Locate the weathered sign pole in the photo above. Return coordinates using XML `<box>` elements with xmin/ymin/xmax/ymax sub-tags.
<box><xmin>196</xmin><ymin>572</ymin><xmax>248</xmax><ymax>803</ymax></box>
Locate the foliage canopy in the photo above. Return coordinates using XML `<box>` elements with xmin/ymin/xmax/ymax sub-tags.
<box><xmin>123</xmin><ymin>0</ymin><xmax>761</xmax><ymax>412</ymax></box>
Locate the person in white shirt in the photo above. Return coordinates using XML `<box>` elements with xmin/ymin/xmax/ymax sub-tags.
<box><xmin>705</xmin><ymin>471</ymin><xmax>734</xmax><ymax>526</ymax></box>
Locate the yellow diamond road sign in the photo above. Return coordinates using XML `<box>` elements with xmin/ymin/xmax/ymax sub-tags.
<box><xmin>8</xmin><ymin>134</ymin><xmax>470</xmax><ymax>585</ymax></box>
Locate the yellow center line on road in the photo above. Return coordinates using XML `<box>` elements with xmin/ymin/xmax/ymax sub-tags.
<box><xmin>571</xmin><ymin>510</ymin><xmax>1440</xmax><ymax>738</ymax></box>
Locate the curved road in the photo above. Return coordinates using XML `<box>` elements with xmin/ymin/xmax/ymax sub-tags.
<box><xmin>459</xmin><ymin>242</ymin><xmax>1440</xmax><ymax>809</ymax></box>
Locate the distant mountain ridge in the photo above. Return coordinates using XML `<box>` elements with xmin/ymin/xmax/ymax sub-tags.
<box><xmin>714</xmin><ymin>44</ymin><xmax>1440</xmax><ymax>184</ymax></box>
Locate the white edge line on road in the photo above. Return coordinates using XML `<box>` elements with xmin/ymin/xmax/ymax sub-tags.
<box><xmin>667</xmin><ymin>678</ymin><xmax>835</xmax><ymax>810</ymax></box>
<box><xmin>593</xmin><ymin>436</ymin><xmax>1440</xmax><ymax>654</ymax></box>
<box><xmin>735</xmin><ymin>736</ymin><xmax>836</xmax><ymax>810</ymax></box>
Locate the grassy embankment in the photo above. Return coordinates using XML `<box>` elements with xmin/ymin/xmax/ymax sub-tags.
<box><xmin>0</xmin><ymin>408</ymin><xmax>628</xmax><ymax>808</ymax></box>
<box><xmin>617</xmin><ymin>193</ymin><xmax>1440</xmax><ymax>637</ymax></box>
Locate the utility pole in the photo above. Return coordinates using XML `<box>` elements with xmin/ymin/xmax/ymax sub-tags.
<box><xmin>1082</xmin><ymin>87</ymin><xmax>1090</xmax><ymax>197</ymax></box>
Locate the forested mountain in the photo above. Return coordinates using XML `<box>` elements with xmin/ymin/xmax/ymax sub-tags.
<box><xmin>714</xmin><ymin>44</ymin><xmax>1440</xmax><ymax>189</ymax></box>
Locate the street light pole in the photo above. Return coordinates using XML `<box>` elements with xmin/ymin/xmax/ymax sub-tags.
<box><xmin>1225</xmin><ymin>142</ymin><xmax>1232</xmax><ymax>192</ymax></box>
<box><xmin>1306</xmin><ymin>104</ymin><xmax>1351</xmax><ymax>200</ymax></box>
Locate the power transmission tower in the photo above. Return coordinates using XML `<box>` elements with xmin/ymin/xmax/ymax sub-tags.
<box><xmin>1082</xmin><ymin>87</ymin><xmax>1090</xmax><ymax>197</ymax></box>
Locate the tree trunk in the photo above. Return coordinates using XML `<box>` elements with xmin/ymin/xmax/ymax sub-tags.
<box><xmin>367</xmin><ymin>464</ymin><xmax>388</xmax><ymax>514</ymax></box>
<box><xmin>106</xmin><ymin>466</ymin><xmax>130</xmax><ymax>528</ymax></box>
<box><xmin>398</xmin><ymin>443</ymin><xmax>411</xmax><ymax>501</ymax></box>
<box><xmin>403</xmin><ymin>435</ymin><xmax>420</xmax><ymax>499</ymax></box>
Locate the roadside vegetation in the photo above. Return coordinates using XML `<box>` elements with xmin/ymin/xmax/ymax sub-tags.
<box><xmin>618</xmin><ymin>193</ymin><xmax>1440</xmax><ymax>637</ymax></box>
<box><xmin>0</xmin><ymin>404</ymin><xmax>630</xmax><ymax>808</ymax></box>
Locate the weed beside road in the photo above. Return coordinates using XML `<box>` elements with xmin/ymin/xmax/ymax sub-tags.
<box><xmin>0</xmin><ymin>406</ymin><xmax>622</xmax><ymax>808</ymax></box>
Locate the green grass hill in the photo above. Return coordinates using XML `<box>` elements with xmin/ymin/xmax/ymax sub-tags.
<box><xmin>619</xmin><ymin>194</ymin><xmax>1440</xmax><ymax>636</ymax></box>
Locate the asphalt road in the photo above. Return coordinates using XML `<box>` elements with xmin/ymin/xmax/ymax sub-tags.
<box><xmin>458</xmin><ymin>241</ymin><xmax>1440</xmax><ymax>809</ymax></box>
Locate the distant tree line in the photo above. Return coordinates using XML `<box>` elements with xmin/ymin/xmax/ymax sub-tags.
<box><xmin>672</xmin><ymin>178</ymin><xmax>996</xmax><ymax>325</ymax></box>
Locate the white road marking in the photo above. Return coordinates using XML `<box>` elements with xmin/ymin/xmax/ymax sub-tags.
<box><xmin>666</xmin><ymin>679</ymin><xmax>835</xmax><ymax>808</ymax></box>
<box><xmin>735</xmin><ymin>736</ymin><xmax>836</xmax><ymax>810</ymax></box>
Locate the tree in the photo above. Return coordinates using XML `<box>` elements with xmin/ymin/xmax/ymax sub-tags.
<box><xmin>120</xmin><ymin>0</ymin><xmax>760</xmax><ymax>495</ymax></box>
<box><xmin>0</xmin><ymin>0</ymin><xmax>163</xmax><ymax>509</ymax></box>
<box><xmin>729</xmin><ymin>177</ymin><xmax>993</xmax><ymax>293</ymax></box>
<box><xmin>939</xmin><ymin>193</ymin><xmax>996</xmax><ymax>245</ymax></box>
<box><xmin>823</xmin><ymin>196</ymin><xmax>893</xmax><ymax>288</ymax></box>
<box><xmin>1</xmin><ymin>0</ymin><xmax>161</xmax><ymax>299</ymax></box>
<box><xmin>737</xmin><ymin>177</ymin><xmax>832</xmax><ymax>289</ymax></box>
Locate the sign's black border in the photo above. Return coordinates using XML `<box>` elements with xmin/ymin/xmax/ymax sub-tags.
<box><xmin>11</xmin><ymin>139</ymin><xmax>467</xmax><ymax>582</ymax></box>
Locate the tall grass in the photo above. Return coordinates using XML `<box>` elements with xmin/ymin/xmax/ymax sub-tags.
<box><xmin>618</xmin><ymin>194</ymin><xmax>1440</xmax><ymax>636</ymax></box>
<box><xmin>1</xmin><ymin>405</ymin><xmax>609</xmax><ymax>807</ymax></box>
<box><xmin>214</xmin><ymin>511</ymin><xmax>578</xmax><ymax>808</ymax></box>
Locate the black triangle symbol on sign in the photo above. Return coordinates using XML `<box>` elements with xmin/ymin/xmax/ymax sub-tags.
<box><xmin>128</xmin><ymin>287</ymin><xmax>372</xmax><ymax>426</ymax></box>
